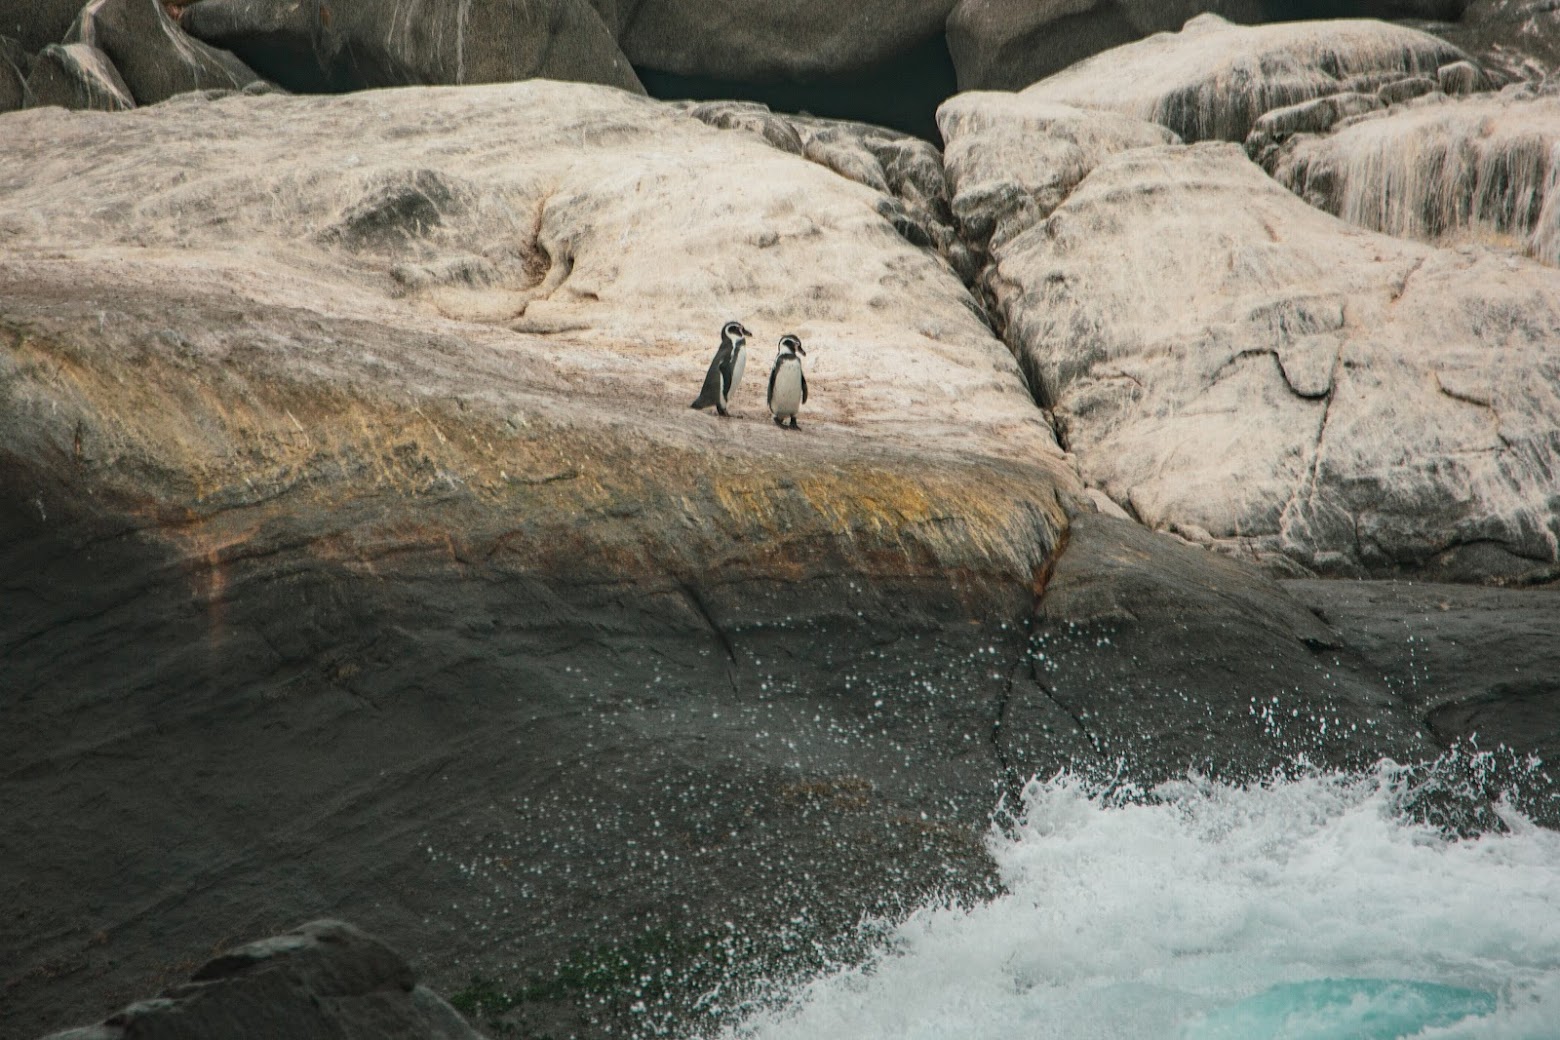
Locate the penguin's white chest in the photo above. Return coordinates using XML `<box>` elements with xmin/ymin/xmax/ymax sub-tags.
<box><xmin>725</xmin><ymin>343</ymin><xmax>748</xmax><ymax>405</ymax></box>
<box><xmin>769</xmin><ymin>360</ymin><xmax>804</xmax><ymax>416</ymax></box>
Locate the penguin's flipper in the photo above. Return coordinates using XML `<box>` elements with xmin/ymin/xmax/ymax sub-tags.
<box><xmin>691</xmin><ymin>348</ymin><xmax>730</xmax><ymax>410</ymax></box>
<box><xmin>767</xmin><ymin>361</ymin><xmax>781</xmax><ymax>405</ymax></box>
<box><xmin>800</xmin><ymin>369</ymin><xmax>808</xmax><ymax>404</ymax></box>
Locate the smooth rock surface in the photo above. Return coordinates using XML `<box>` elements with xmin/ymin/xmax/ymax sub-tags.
<box><xmin>37</xmin><ymin>920</ymin><xmax>486</xmax><ymax>1040</ymax></box>
<box><xmin>1266</xmin><ymin>93</ymin><xmax>1560</xmax><ymax>266</ymax></box>
<box><xmin>24</xmin><ymin>42</ymin><xmax>135</xmax><ymax>110</ymax></box>
<box><xmin>181</xmin><ymin>0</ymin><xmax>643</xmax><ymax>94</ymax></box>
<box><xmin>957</xmin><ymin>139</ymin><xmax>1560</xmax><ymax>581</ymax></box>
<box><xmin>1016</xmin><ymin>14</ymin><xmax>1476</xmax><ymax>141</ymax></box>
<box><xmin>67</xmin><ymin>0</ymin><xmax>262</xmax><ymax>106</ymax></box>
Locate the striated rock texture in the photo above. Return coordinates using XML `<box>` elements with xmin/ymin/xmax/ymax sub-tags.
<box><xmin>1266</xmin><ymin>92</ymin><xmax>1560</xmax><ymax>266</ymax></box>
<box><xmin>23</xmin><ymin>42</ymin><xmax>136</xmax><ymax>111</ymax></box>
<box><xmin>67</xmin><ymin>0</ymin><xmax>263</xmax><ymax>106</ymax></box>
<box><xmin>1016</xmin><ymin>14</ymin><xmax>1478</xmax><ymax>142</ymax></box>
<box><xmin>939</xmin><ymin>89</ymin><xmax>1560</xmax><ymax>581</ymax></box>
<box><xmin>947</xmin><ymin>2</ymin><xmax>1479</xmax><ymax>93</ymax></box>
<box><xmin>39</xmin><ymin>920</ymin><xmax>486</xmax><ymax>1040</ymax></box>
<box><xmin>180</xmin><ymin>0</ymin><xmax>644</xmax><ymax>94</ymax></box>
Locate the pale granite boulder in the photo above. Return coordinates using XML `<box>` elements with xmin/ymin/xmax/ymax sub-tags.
<box><xmin>1017</xmin><ymin>14</ymin><xmax>1477</xmax><ymax>141</ymax></box>
<box><xmin>969</xmin><ymin>141</ymin><xmax>1560</xmax><ymax>580</ymax></box>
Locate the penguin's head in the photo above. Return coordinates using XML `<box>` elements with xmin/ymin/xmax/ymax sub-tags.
<box><xmin>778</xmin><ymin>334</ymin><xmax>805</xmax><ymax>357</ymax></box>
<box><xmin>722</xmin><ymin>320</ymin><xmax>751</xmax><ymax>346</ymax></box>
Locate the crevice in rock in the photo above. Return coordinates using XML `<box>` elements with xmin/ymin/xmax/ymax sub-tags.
<box><xmin>991</xmin><ymin>632</ymin><xmax>1026</xmax><ymax>809</ymax></box>
<box><xmin>679</xmin><ymin>581</ymin><xmax>740</xmax><ymax>695</ymax></box>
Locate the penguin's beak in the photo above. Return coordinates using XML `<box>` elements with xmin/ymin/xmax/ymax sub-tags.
<box><xmin>795</xmin><ymin>344</ymin><xmax>806</xmax><ymax>356</ymax></box>
<box><xmin>738</xmin><ymin>324</ymin><xmax>752</xmax><ymax>339</ymax></box>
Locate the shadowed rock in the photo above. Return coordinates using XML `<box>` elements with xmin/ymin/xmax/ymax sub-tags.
<box><xmin>181</xmin><ymin>0</ymin><xmax>643</xmax><ymax>94</ymax></box>
<box><xmin>598</xmin><ymin>0</ymin><xmax>957</xmax><ymax>82</ymax></box>
<box><xmin>1015</xmin><ymin>14</ymin><xmax>1477</xmax><ymax>141</ymax></box>
<box><xmin>24</xmin><ymin>42</ymin><xmax>134</xmax><ymax>110</ymax></box>
<box><xmin>38</xmin><ymin>920</ymin><xmax>485</xmax><ymax>1040</ymax></box>
<box><xmin>67</xmin><ymin>0</ymin><xmax>263</xmax><ymax>106</ymax></box>
<box><xmin>1</xmin><ymin>34</ymin><xmax>28</xmax><ymax>111</ymax></box>
<box><xmin>1266</xmin><ymin>94</ymin><xmax>1560</xmax><ymax>266</ymax></box>
<box><xmin>0</xmin><ymin>0</ymin><xmax>85</xmax><ymax>53</ymax></box>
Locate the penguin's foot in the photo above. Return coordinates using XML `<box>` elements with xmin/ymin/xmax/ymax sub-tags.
<box><xmin>716</xmin><ymin>405</ymin><xmax>729</xmax><ymax>417</ymax></box>
<box><xmin>788</xmin><ymin>417</ymin><xmax>800</xmax><ymax>429</ymax></box>
<box><xmin>773</xmin><ymin>415</ymin><xmax>786</xmax><ymax>427</ymax></box>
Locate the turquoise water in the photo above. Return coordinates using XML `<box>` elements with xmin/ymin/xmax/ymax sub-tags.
<box><xmin>720</xmin><ymin>764</ymin><xmax>1560</xmax><ymax>1040</ymax></box>
<box><xmin>1186</xmin><ymin>978</ymin><xmax>1496</xmax><ymax>1039</ymax></box>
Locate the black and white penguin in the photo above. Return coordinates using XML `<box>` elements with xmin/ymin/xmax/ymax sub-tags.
<box><xmin>766</xmin><ymin>334</ymin><xmax>808</xmax><ymax>429</ymax></box>
<box><xmin>690</xmin><ymin>320</ymin><xmax>752</xmax><ymax>417</ymax></box>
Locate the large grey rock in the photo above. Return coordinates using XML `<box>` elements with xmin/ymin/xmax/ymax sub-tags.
<box><xmin>24</xmin><ymin>41</ymin><xmax>134</xmax><ymax>110</ymax></box>
<box><xmin>38</xmin><ymin>920</ymin><xmax>486</xmax><ymax>1040</ymax></box>
<box><xmin>1266</xmin><ymin>93</ymin><xmax>1560</xmax><ymax>267</ymax></box>
<box><xmin>0</xmin><ymin>80</ymin><xmax>1074</xmax><ymax>1038</ymax></box>
<box><xmin>942</xmin><ymin>126</ymin><xmax>1560</xmax><ymax>580</ymax></box>
<box><xmin>67</xmin><ymin>0</ymin><xmax>262</xmax><ymax>106</ymax></box>
<box><xmin>0</xmin><ymin>0</ymin><xmax>83</xmax><ymax>52</ymax></box>
<box><xmin>1015</xmin><ymin>13</ymin><xmax>1477</xmax><ymax>141</ymax></box>
<box><xmin>181</xmin><ymin>0</ymin><xmax>643</xmax><ymax>94</ymax></box>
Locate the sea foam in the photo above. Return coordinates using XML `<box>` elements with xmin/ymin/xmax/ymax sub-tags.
<box><xmin>720</xmin><ymin>762</ymin><xmax>1560</xmax><ymax>1040</ymax></box>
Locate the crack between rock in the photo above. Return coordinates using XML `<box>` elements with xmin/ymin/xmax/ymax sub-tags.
<box><xmin>679</xmin><ymin>581</ymin><xmax>740</xmax><ymax>696</ymax></box>
<box><xmin>1390</xmin><ymin>255</ymin><xmax>1428</xmax><ymax>305</ymax></box>
<box><xmin>991</xmin><ymin>631</ymin><xmax>1027</xmax><ymax>810</ymax></box>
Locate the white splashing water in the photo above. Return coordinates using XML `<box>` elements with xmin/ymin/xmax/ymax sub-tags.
<box><xmin>720</xmin><ymin>765</ymin><xmax>1560</xmax><ymax>1040</ymax></box>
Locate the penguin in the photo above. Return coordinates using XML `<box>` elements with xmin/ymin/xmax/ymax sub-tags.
<box><xmin>766</xmin><ymin>334</ymin><xmax>808</xmax><ymax>429</ymax></box>
<box><xmin>690</xmin><ymin>320</ymin><xmax>752</xmax><ymax>417</ymax></box>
